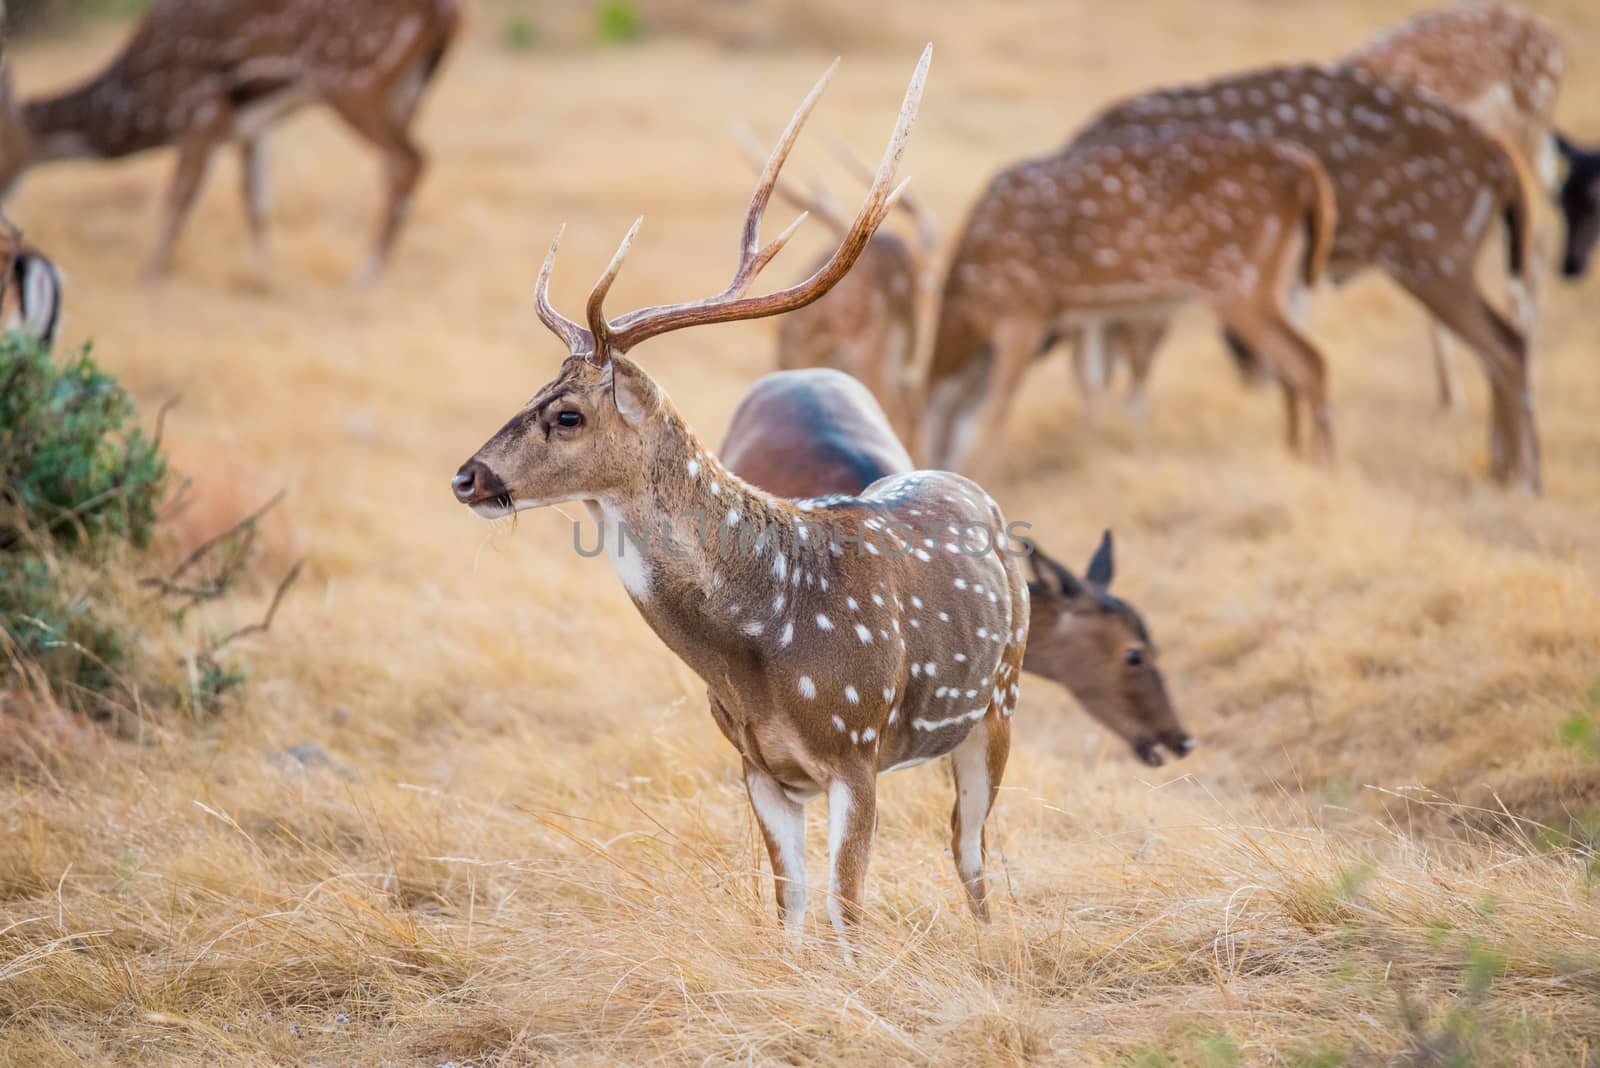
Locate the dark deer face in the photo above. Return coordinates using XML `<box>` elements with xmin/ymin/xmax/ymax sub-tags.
<box><xmin>451</xmin><ymin>354</ymin><xmax>661</xmax><ymax>519</ymax></box>
<box><xmin>1557</xmin><ymin>134</ymin><xmax>1600</xmax><ymax>279</ymax></box>
<box><xmin>1023</xmin><ymin>532</ymin><xmax>1192</xmax><ymax>766</ymax></box>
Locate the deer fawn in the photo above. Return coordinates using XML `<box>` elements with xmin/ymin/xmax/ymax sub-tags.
<box><xmin>920</xmin><ymin>129</ymin><xmax>1336</xmax><ymax>480</ymax></box>
<box><xmin>455</xmin><ymin>49</ymin><xmax>1030</xmax><ymax>951</ymax></box>
<box><xmin>722</xmin><ymin>368</ymin><xmax>1192</xmax><ymax>766</ymax></box>
<box><xmin>1048</xmin><ymin>64</ymin><xmax>1540</xmax><ymax>491</ymax></box>
<box><xmin>2</xmin><ymin>0</ymin><xmax>460</xmax><ymax>281</ymax></box>
<box><xmin>736</xmin><ymin>129</ymin><xmax>938</xmax><ymax>446</ymax></box>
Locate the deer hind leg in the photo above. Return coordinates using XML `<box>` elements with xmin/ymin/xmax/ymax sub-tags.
<box><xmin>1399</xmin><ymin>272</ymin><xmax>1539</xmax><ymax>492</ymax></box>
<box><xmin>1217</xmin><ymin>302</ymin><xmax>1333</xmax><ymax>463</ymax></box>
<box><xmin>948</xmin><ymin>713</ymin><xmax>1011</xmax><ymax>922</ymax></box>
<box><xmin>744</xmin><ymin>759</ymin><xmax>808</xmax><ymax>943</ymax></box>
<box><xmin>238</xmin><ymin>136</ymin><xmax>269</xmax><ymax>270</ymax></box>
<box><xmin>824</xmin><ymin>769</ymin><xmax>877</xmax><ymax>961</ymax></box>
<box><xmin>325</xmin><ymin>94</ymin><xmax>425</xmax><ymax>285</ymax></box>
<box><xmin>146</xmin><ymin>106</ymin><xmax>232</xmax><ymax>281</ymax></box>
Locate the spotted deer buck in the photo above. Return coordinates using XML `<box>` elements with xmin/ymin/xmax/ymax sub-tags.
<box><xmin>722</xmin><ymin>368</ymin><xmax>1192</xmax><ymax>766</ymax></box>
<box><xmin>454</xmin><ymin>49</ymin><xmax>1032</xmax><ymax>951</ymax></box>
<box><xmin>920</xmin><ymin>129</ymin><xmax>1337</xmax><ymax>480</ymax></box>
<box><xmin>1046</xmin><ymin>65</ymin><xmax>1540</xmax><ymax>491</ymax></box>
<box><xmin>1345</xmin><ymin>1</ymin><xmax>1600</xmax><ymax>404</ymax></box>
<box><xmin>734</xmin><ymin>128</ymin><xmax>938</xmax><ymax>446</ymax></box>
<box><xmin>1</xmin><ymin>0</ymin><xmax>460</xmax><ymax>281</ymax></box>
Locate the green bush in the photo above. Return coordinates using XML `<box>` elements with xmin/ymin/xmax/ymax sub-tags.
<box><xmin>0</xmin><ymin>332</ymin><xmax>271</xmax><ymax>720</ymax></box>
<box><xmin>0</xmin><ymin>334</ymin><xmax>166</xmax><ymax>551</ymax></box>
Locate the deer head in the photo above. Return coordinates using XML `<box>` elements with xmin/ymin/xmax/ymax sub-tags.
<box><xmin>1556</xmin><ymin>133</ymin><xmax>1600</xmax><ymax>279</ymax></box>
<box><xmin>1023</xmin><ymin>531</ymin><xmax>1191</xmax><ymax>767</ymax></box>
<box><xmin>452</xmin><ymin>49</ymin><xmax>928</xmax><ymax>516</ymax></box>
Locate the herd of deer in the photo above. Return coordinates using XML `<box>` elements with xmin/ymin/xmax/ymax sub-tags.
<box><xmin>5</xmin><ymin>1</ymin><xmax>1597</xmax><ymax>955</ymax></box>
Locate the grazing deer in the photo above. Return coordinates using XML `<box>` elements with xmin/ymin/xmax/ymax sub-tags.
<box><xmin>722</xmin><ymin>368</ymin><xmax>1192</xmax><ymax>766</ymax></box>
<box><xmin>2</xmin><ymin>0</ymin><xmax>460</xmax><ymax>281</ymax></box>
<box><xmin>1341</xmin><ymin>2</ymin><xmax>1600</xmax><ymax>281</ymax></box>
<box><xmin>920</xmin><ymin>129</ymin><xmax>1337</xmax><ymax>480</ymax></box>
<box><xmin>1329</xmin><ymin>1</ymin><xmax>1579</xmax><ymax>407</ymax></box>
<box><xmin>1045</xmin><ymin>64</ymin><xmax>1540</xmax><ymax>491</ymax></box>
<box><xmin>736</xmin><ymin>129</ymin><xmax>938</xmax><ymax>446</ymax></box>
<box><xmin>455</xmin><ymin>49</ymin><xmax>1030</xmax><ymax>951</ymax></box>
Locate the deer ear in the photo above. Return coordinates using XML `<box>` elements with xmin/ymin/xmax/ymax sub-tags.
<box><xmin>1028</xmin><ymin>548</ymin><xmax>1086</xmax><ymax>600</ymax></box>
<box><xmin>609</xmin><ymin>356</ymin><xmax>660</xmax><ymax>427</ymax></box>
<box><xmin>1085</xmin><ymin>529</ymin><xmax>1114</xmax><ymax>589</ymax></box>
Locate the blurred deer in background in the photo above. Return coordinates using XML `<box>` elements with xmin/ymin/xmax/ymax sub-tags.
<box><xmin>0</xmin><ymin>0</ymin><xmax>460</xmax><ymax>282</ymax></box>
<box><xmin>1050</xmin><ymin>64</ymin><xmax>1539</xmax><ymax>491</ymax></box>
<box><xmin>921</xmin><ymin>130</ymin><xmax>1337</xmax><ymax>480</ymax></box>
<box><xmin>736</xmin><ymin>127</ymin><xmax>938</xmax><ymax>446</ymax></box>
<box><xmin>455</xmin><ymin>50</ymin><xmax>1030</xmax><ymax>953</ymax></box>
<box><xmin>722</xmin><ymin>367</ymin><xmax>1193</xmax><ymax>767</ymax></box>
<box><xmin>1340</xmin><ymin>1</ymin><xmax>1598</xmax><ymax>405</ymax></box>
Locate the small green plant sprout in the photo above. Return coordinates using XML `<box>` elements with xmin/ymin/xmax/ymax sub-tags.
<box><xmin>1559</xmin><ymin>676</ymin><xmax>1600</xmax><ymax>759</ymax></box>
<box><xmin>503</xmin><ymin>12</ymin><xmax>538</xmax><ymax>51</ymax></box>
<box><xmin>596</xmin><ymin>0</ymin><xmax>643</xmax><ymax>43</ymax></box>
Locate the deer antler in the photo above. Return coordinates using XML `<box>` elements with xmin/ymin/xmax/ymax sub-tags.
<box><xmin>534</xmin><ymin>44</ymin><xmax>931</xmax><ymax>363</ymax></box>
<box><xmin>830</xmin><ymin>134</ymin><xmax>938</xmax><ymax>261</ymax></box>
<box><xmin>734</xmin><ymin>121</ymin><xmax>850</xmax><ymax>235</ymax></box>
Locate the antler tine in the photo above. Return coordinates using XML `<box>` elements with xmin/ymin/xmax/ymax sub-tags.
<box><xmin>533</xmin><ymin>226</ymin><xmax>595</xmax><ymax>357</ymax></box>
<box><xmin>830</xmin><ymin>132</ymin><xmax>938</xmax><ymax>257</ymax></box>
<box><xmin>585</xmin><ymin>216</ymin><xmax>643</xmax><ymax>360</ymax></box>
<box><xmin>603</xmin><ymin>43</ymin><xmax>932</xmax><ymax>355</ymax></box>
<box><xmin>735</xmin><ymin>121</ymin><xmax>849</xmax><ymax>235</ymax></box>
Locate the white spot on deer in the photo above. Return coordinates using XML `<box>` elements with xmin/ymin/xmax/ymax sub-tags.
<box><xmin>935</xmin><ymin>686</ymin><xmax>949</xmax><ymax>698</ymax></box>
<box><xmin>954</xmin><ymin>653</ymin><xmax>967</xmax><ymax>663</ymax></box>
<box><xmin>924</xmin><ymin>662</ymin><xmax>938</xmax><ymax>677</ymax></box>
<box><xmin>939</xmin><ymin>612</ymin><xmax>951</xmax><ymax>622</ymax></box>
<box><xmin>686</xmin><ymin>459</ymin><xmax>700</xmax><ymax>477</ymax></box>
<box><xmin>911</xmin><ymin>663</ymin><xmax>922</xmax><ymax>678</ymax></box>
<box><xmin>854</xmin><ymin>623</ymin><xmax>873</xmax><ymax>644</ymax></box>
<box><xmin>831</xmin><ymin>714</ymin><xmax>846</xmax><ymax>732</ymax></box>
<box><xmin>882</xmin><ymin>686</ymin><xmax>895</xmax><ymax>702</ymax></box>
<box><xmin>914</xmin><ymin>549</ymin><xmax>932</xmax><ymax>562</ymax></box>
<box><xmin>725</xmin><ymin>509</ymin><xmax>740</xmax><ymax>527</ymax></box>
<box><xmin>798</xmin><ymin>676</ymin><xmax>817</xmax><ymax>699</ymax></box>
<box><xmin>861</xmin><ymin>727</ymin><xmax>876</xmax><ymax>744</ymax></box>
<box><xmin>816</xmin><ymin>614</ymin><xmax>833</xmax><ymax>632</ymax></box>
<box><xmin>977</xmin><ymin>627</ymin><xmax>989</xmax><ymax>639</ymax></box>
<box><xmin>887</xmin><ymin>707</ymin><xmax>900</xmax><ymax>725</ymax></box>
<box><xmin>773</xmin><ymin>592</ymin><xmax>786</xmax><ymax>614</ymax></box>
<box><xmin>779</xmin><ymin>621</ymin><xmax>794</xmax><ymax>647</ymax></box>
<box><xmin>743</xmin><ymin>620</ymin><xmax>764</xmax><ymax>636</ymax></box>
<box><xmin>871</xmin><ymin>593</ymin><xmax>885</xmax><ymax>607</ymax></box>
<box><xmin>844</xmin><ymin>686</ymin><xmax>859</xmax><ymax>706</ymax></box>
<box><xmin>709</xmin><ymin>481</ymin><xmax>721</xmax><ymax>496</ymax></box>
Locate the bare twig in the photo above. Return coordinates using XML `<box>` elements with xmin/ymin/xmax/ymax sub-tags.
<box><xmin>206</xmin><ymin>560</ymin><xmax>303</xmax><ymax>655</ymax></box>
<box><xmin>150</xmin><ymin>393</ymin><xmax>182</xmax><ymax>452</ymax></box>
<box><xmin>163</xmin><ymin>489</ymin><xmax>286</xmax><ymax>585</ymax></box>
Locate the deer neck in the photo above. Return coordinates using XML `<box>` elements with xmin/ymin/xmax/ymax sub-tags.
<box><xmin>22</xmin><ymin>62</ymin><xmax>149</xmax><ymax>164</ymax></box>
<box><xmin>585</xmin><ymin>397</ymin><xmax>813</xmax><ymax>688</ymax></box>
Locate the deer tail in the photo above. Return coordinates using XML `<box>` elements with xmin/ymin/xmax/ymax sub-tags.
<box><xmin>1300</xmin><ymin>153</ymin><xmax>1336</xmax><ymax>288</ymax></box>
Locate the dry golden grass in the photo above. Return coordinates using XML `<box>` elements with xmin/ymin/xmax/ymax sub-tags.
<box><xmin>5</xmin><ymin>0</ymin><xmax>1600</xmax><ymax>1062</ymax></box>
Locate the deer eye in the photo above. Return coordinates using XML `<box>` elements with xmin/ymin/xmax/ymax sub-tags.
<box><xmin>555</xmin><ymin>410</ymin><xmax>583</xmax><ymax>429</ymax></box>
<box><xmin>1124</xmin><ymin>647</ymin><xmax>1145</xmax><ymax>668</ymax></box>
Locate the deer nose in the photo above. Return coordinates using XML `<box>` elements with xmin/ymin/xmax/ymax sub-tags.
<box><xmin>452</xmin><ymin>461</ymin><xmax>487</xmax><ymax>503</ymax></box>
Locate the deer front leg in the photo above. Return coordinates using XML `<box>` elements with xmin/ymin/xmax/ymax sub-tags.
<box><xmin>145</xmin><ymin>108</ymin><xmax>230</xmax><ymax>281</ymax></box>
<box><xmin>326</xmin><ymin>95</ymin><xmax>425</xmax><ymax>285</ymax></box>
<box><xmin>948</xmin><ymin>714</ymin><xmax>1011</xmax><ymax>921</ymax></box>
<box><xmin>825</xmin><ymin>768</ymin><xmax>877</xmax><ymax>961</ymax></box>
<box><xmin>239</xmin><ymin>136</ymin><xmax>269</xmax><ymax>271</ymax></box>
<box><xmin>744</xmin><ymin>759</ymin><xmax>808</xmax><ymax>942</ymax></box>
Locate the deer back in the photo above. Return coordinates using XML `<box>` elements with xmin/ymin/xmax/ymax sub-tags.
<box><xmin>1069</xmin><ymin>64</ymin><xmax>1526</xmax><ymax>283</ymax></box>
